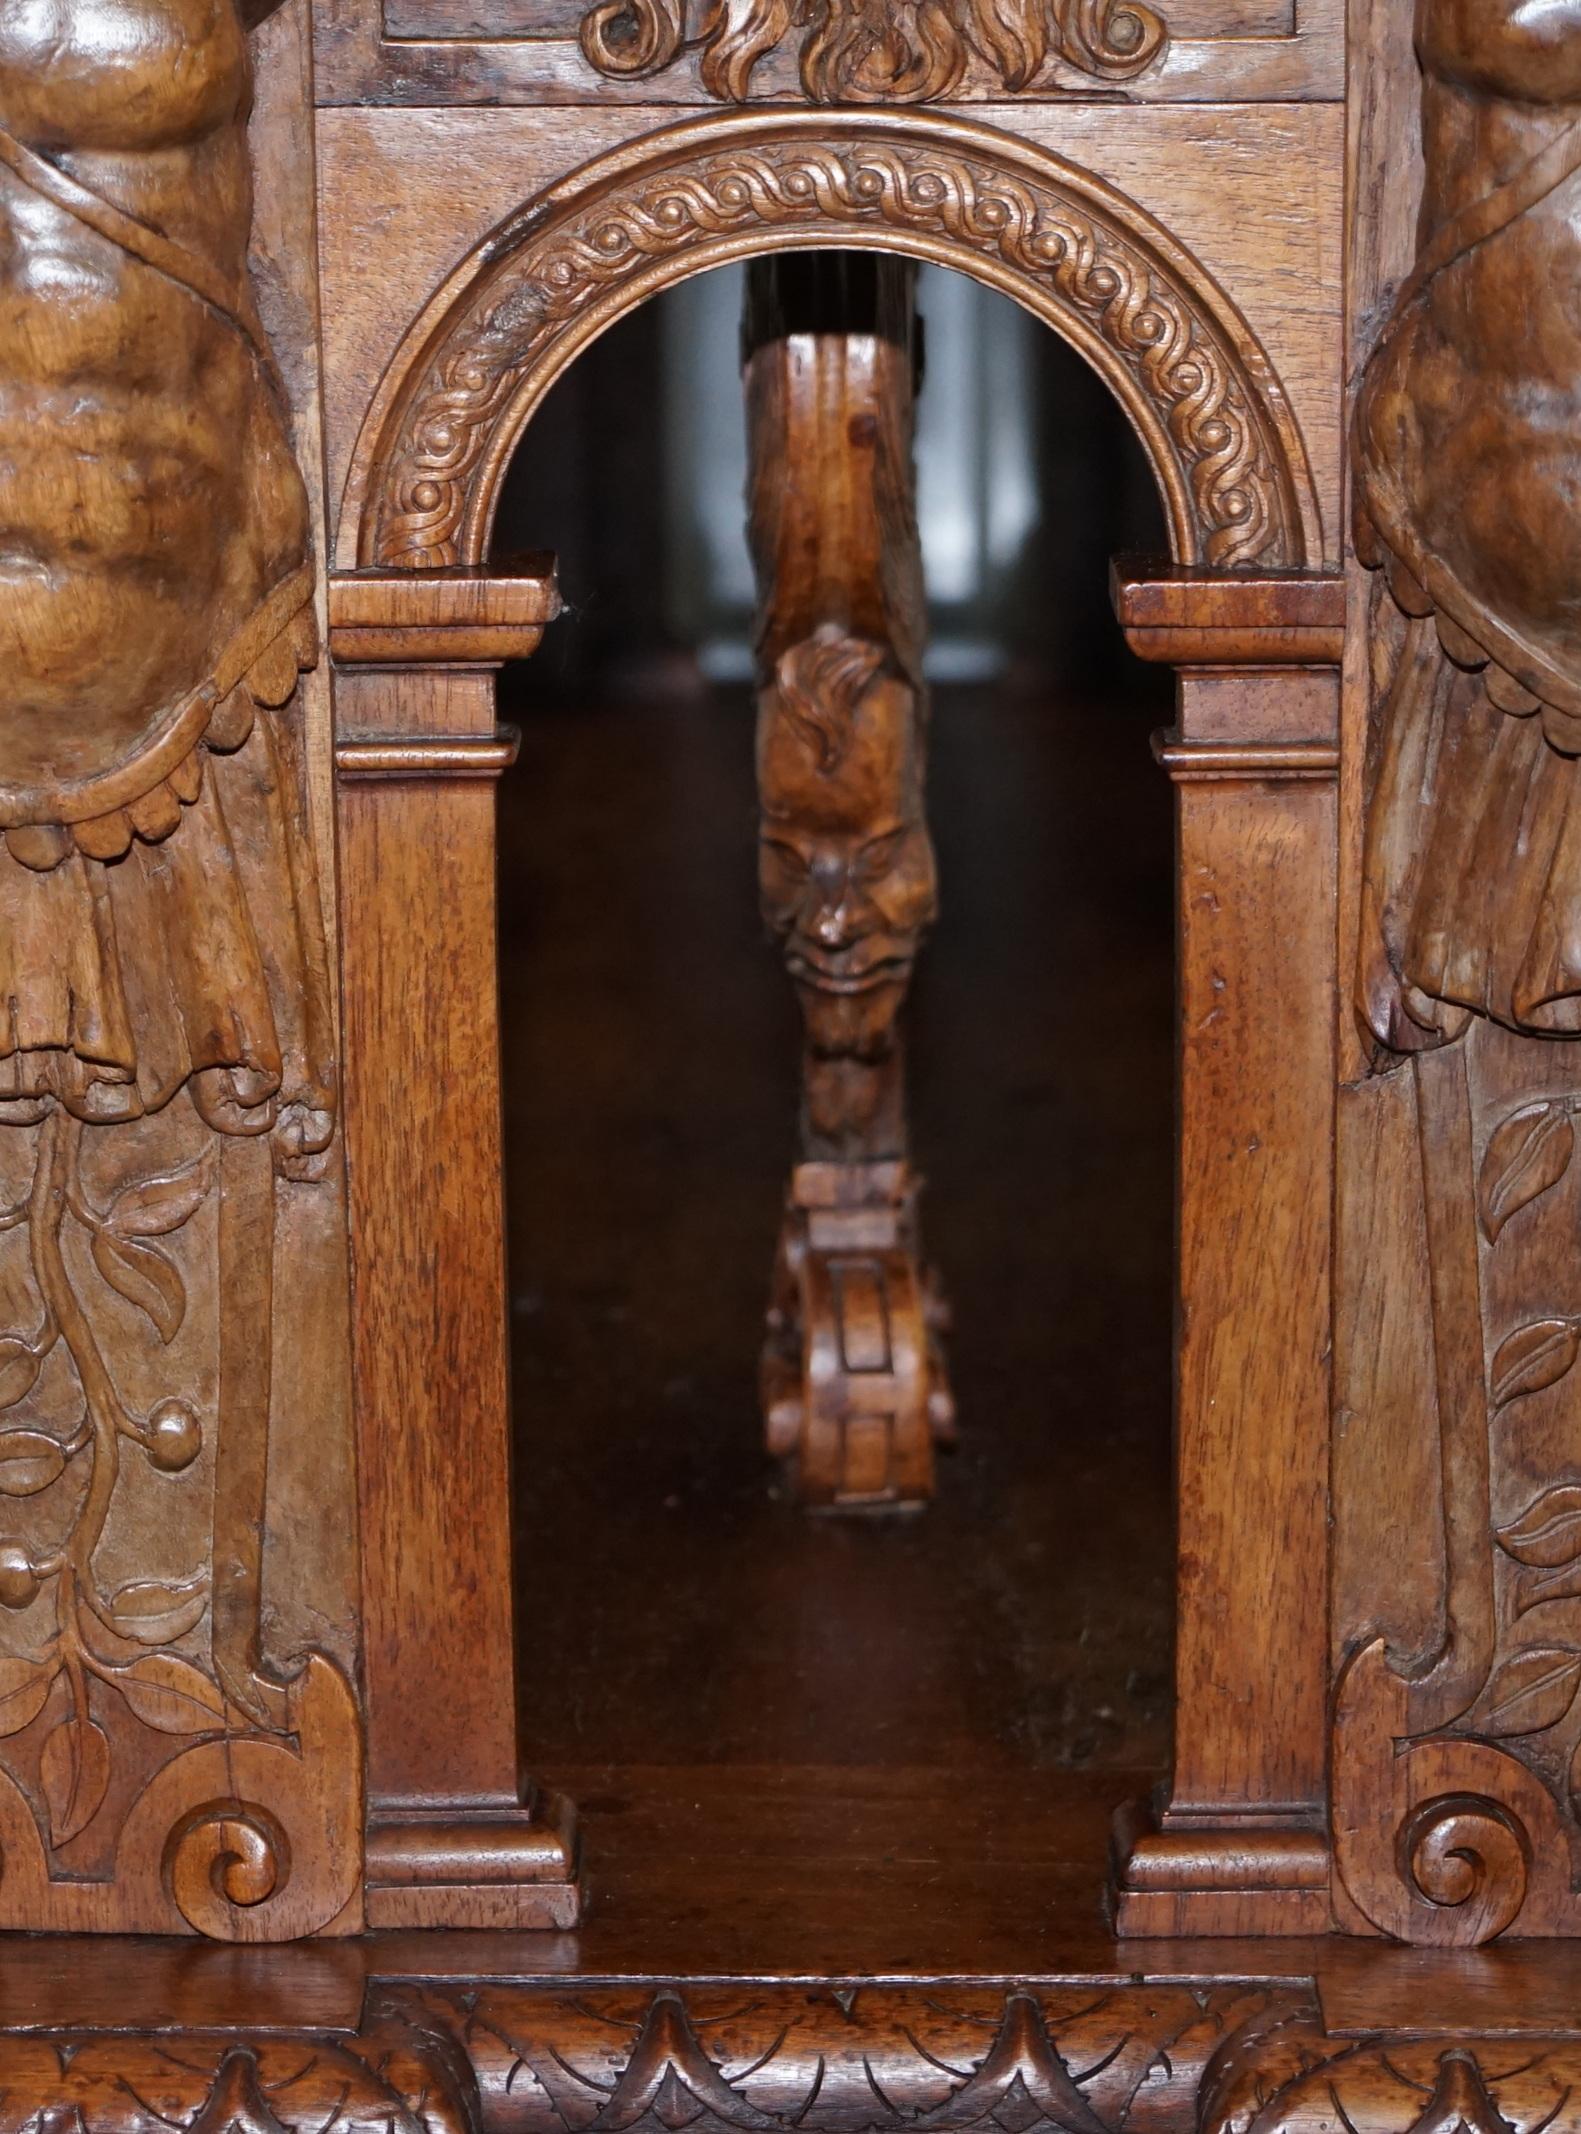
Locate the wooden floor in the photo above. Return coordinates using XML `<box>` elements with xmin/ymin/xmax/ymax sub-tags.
<box><xmin>499</xmin><ymin>664</ymin><xmax>1176</xmax><ymax>1783</ymax></box>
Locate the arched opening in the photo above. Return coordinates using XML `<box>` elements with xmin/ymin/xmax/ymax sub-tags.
<box><xmin>491</xmin><ymin>250</ymin><xmax>1176</xmax><ymax>1803</ymax></box>
<box><xmin>334</xmin><ymin>112</ymin><xmax>1338</xmax><ymax>1934</ymax></box>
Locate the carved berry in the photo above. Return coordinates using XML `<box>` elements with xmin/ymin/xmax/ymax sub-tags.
<box><xmin>145</xmin><ymin>1400</ymin><xmax>202</xmax><ymax>1474</ymax></box>
<box><xmin>0</xmin><ymin>1545</ymin><xmax>39</xmax><ymax>1609</ymax></box>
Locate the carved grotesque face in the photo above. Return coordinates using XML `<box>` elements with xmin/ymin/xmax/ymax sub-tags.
<box><xmin>757</xmin><ymin>630</ymin><xmax>937</xmax><ymax>1060</ymax></box>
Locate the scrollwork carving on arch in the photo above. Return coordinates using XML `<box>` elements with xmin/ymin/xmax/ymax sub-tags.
<box><xmin>343</xmin><ymin>112</ymin><xmax>1322</xmax><ymax>578</ymax></box>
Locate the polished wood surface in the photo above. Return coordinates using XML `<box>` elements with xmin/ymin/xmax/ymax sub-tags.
<box><xmin>7</xmin><ymin>0</ymin><xmax>1581</xmax><ymax>2044</ymax></box>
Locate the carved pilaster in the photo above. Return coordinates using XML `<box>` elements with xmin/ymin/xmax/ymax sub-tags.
<box><xmin>1110</xmin><ymin>560</ymin><xmax>1344</xmax><ymax>1934</ymax></box>
<box><xmin>328</xmin><ymin>566</ymin><xmax>581</xmax><ymax>1929</ymax></box>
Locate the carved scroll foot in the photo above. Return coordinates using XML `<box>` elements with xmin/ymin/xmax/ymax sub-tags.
<box><xmin>761</xmin><ymin>1162</ymin><xmax>954</xmax><ymax>1511</ymax></box>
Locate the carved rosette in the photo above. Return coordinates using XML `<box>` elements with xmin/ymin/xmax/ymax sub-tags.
<box><xmin>577</xmin><ymin>0</ymin><xmax>1167</xmax><ymax>103</ymax></box>
<box><xmin>358</xmin><ymin>118</ymin><xmax>1315</xmax><ymax>580</ymax></box>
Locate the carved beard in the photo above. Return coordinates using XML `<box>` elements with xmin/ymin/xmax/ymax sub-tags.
<box><xmin>795</xmin><ymin>969</ymin><xmax>914</xmax><ymax>1062</ymax></box>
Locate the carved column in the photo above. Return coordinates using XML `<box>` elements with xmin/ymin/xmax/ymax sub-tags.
<box><xmin>329</xmin><ymin>566</ymin><xmax>581</xmax><ymax>1928</ymax></box>
<box><xmin>742</xmin><ymin>254</ymin><xmax>954</xmax><ymax>1511</ymax></box>
<box><xmin>1110</xmin><ymin>561</ymin><xmax>1344</xmax><ymax>1934</ymax></box>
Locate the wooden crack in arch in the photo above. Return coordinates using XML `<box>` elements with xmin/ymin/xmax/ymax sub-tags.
<box><xmin>352</xmin><ymin>115</ymin><xmax>1319</xmax><ymax>575</ymax></box>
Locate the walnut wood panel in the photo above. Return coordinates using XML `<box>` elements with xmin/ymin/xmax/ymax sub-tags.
<box><xmin>0</xmin><ymin>0</ymin><xmax>361</xmax><ymax>1940</ymax></box>
<box><xmin>323</xmin><ymin>105</ymin><xmax>1335</xmax><ymax>576</ymax></box>
<box><xmin>313</xmin><ymin>0</ymin><xmax>1342</xmax><ymax>105</ymax></box>
<box><xmin>1334</xmin><ymin>0</ymin><xmax>1581</xmax><ymax>1944</ymax></box>
<box><xmin>335</xmin><ymin>659</ymin><xmax>579</xmax><ymax>1929</ymax></box>
<box><xmin>1112</xmin><ymin>573</ymin><xmax>1340</xmax><ymax>1936</ymax></box>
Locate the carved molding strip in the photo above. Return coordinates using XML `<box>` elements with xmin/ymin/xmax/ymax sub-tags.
<box><xmin>1154</xmin><ymin>740</ymin><xmax>1340</xmax><ymax>782</ymax></box>
<box><xmin>335</xmin><ymin>735</ymin><xmax>523</xmax><ymax>781</ymax></box>
<box><xmin>19</xmin><ymin>1990</ymin><xmax>1581</xmax><ymax>2134</ymax></box>
<box><xmin>1201</xmin><ymin>2016</ymin><xmax>1581</xmax><ymax>2134</ymax></box>
<box><xmin>350</xmin><ymin>115</ymin><xmax>1318</xmax><ymax>579</ymax></box>
<box><xmin>398</xmin><ymin>1981</ymin><xmax>1303</xmax><ymax>2134</ymax></box>
<box><xmin>0</xmin><ymin>2009</ymin><xmax>477</xmax><ymax>2134</ymax></box>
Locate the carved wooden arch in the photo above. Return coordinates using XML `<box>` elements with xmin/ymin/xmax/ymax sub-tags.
<box><xmin>341</xmin><ymin>110</ymin><xmax>1322</xmax><ymax>573</ymax></box>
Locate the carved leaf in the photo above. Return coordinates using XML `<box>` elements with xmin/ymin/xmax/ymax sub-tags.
<box><xmin>109</xmin><ymin>1653</ymin><xmax>226</xmax><ymax>1734</ymax></box>
<box><xmin>1479</xmin><ymin>1102</ymin><xmax>1574</xmax><ymax>1241</ymax></box>
<box><xmin>108</xmin><ymin>1578</ymin><xmax>209</xmax><ymax>1646</ymax></box>
<box><xmin>1497</xmin><ymin>1485</ymin><xmax>1581</xmax><ymax>1568</ymax></box>
<box><xmin>1473</xmin><ymin>1647</ymin><xmax>1581</xmax><ymax>1738</ymax></box>
<box><xmin>0</xmin><ymin>1428</ymin><xmax>65</xmax><ymax>1497</ymax></box>
<box><xmin>90</xmin><ymin>1231</ymin><xmax>185</xmax><ymax>1344</ymax></box>
<box><xmin>0</xmin><ymin>1338</ymin><xmax>41</xmax><ymax>1410</ymax></box>
<box><xmin>0</xmin><ymin>1657</ymin><xmax>53</xmax><ymax>1738</ymax></box>
<box><xmin>105</xmin><ymin>1146</ymin><xmax>216</xmax><ymax>1241</ymax></box>
<box><xmin>40</xmin><ymin>1714</ymin><xmax>110</xmax><ymax>1845</ymax></box>
<box><xmin>1490</xmin><ymin>1319</ymin><xmax>1581</xmax><ymax>1408</ymax></box>
<box><xmin>1515</xmin><ymin>1563</ymin><xmax>1581</xmax><ymax>1618</ymax></box>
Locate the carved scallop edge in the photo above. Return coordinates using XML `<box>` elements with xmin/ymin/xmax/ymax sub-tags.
<box><xmin>10</xmin><ymin>1982</ymin><xmax>1581</xmax><ymax>2134</ymax></box>
<box><xmin>342</xmin><ymin>112</ymin><xmax>1322</xmax><ymax>580</ymax></box>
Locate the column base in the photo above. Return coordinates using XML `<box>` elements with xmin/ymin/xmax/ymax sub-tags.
<box><xmin>364</xmin><ymin>1789</ymin><xmax>581</xmax><ymax>1928</ymax></box>
<box><xmin>1110</xmin><ymin>1795</ymin><xmax>1332</xmax><ymax>1935</ymax></box>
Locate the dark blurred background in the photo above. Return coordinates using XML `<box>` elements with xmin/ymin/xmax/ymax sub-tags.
<box><xmin>493</xmin><ymin>256</ymin><xmax>1176</xmax><ymax>1780</ymax></box>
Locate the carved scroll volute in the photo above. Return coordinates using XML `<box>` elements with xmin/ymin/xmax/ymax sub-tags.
<box><xmin>0</xmin><ymin>0</ymin><xmax>361</xmax><ymax>1937</ymax></box>
<box><xmin>1336</xmin><ymin>0</ymin><xmax>1581</xmax><ymax>1941</ymax></box>
<box><xmin>577</xmin><ymin>0</ymin><xmax>1167</xmax><ymax>102</ymax></box>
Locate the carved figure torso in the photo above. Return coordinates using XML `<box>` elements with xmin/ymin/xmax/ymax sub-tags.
<box><xmin>0</xmin><ymin>0</ymin><xmax>308</xmax><ymax>793</ymax></box>
<box><xmin>1353</xmin><ymin>0</ymin><xmax>1581</xmax><ymax>1043</ymax></box>
<box><xmin>1357</xmin><ymin>0</ymin><xmax>1581</xmax><ymax>704</ymax></box>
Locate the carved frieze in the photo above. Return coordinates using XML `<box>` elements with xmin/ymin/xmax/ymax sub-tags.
<box><xmin>576</xmin><ymin>0</ymin><xmax>1168</xmax><ymax>102</ymax></box>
